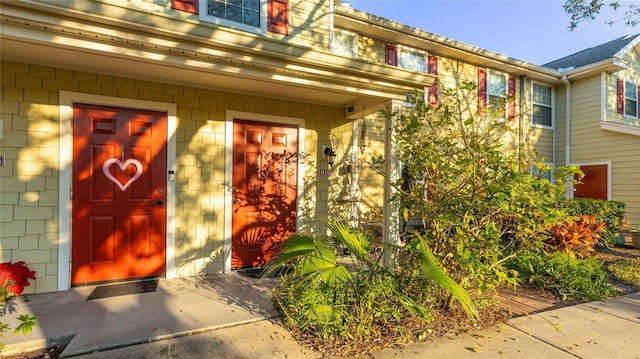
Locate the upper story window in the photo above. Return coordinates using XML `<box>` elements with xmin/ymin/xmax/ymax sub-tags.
<box><xmin>488</xmin><ymin>69</ymin><xmax>507</xmax><ymax>119</ymax></box>
<box><xmin>385</xmin><ymin>45</ymin><xmax>427</xmax><ymax>73</ymax></box>
<box><xmin>398</xmin><ymin>47</ymin><xmax>427</xmax><ymax>73</ymax></box>
<box><xmin>616</xmin><ymin>77</ymin><xmax>639</xmax><ymax>119</ymax></box>
<box><xmin>531</xmin><ymin>83</ymin><xmax>553</xmax><ymax>128</ymax></box>
<box><xmin>478</xmin><ymin>68</ymin><xmax>515</xmax><ymax>120</ymax></box>
<box><xmin>625</xmin><ymin>80</ymin><xmax>638</xmax><ymax>117</ymax></box>
<box><xmin>197</xmin><ymin>0</ymin><xmax>289</xmax><ymax>35</ymax></box>
<box><xmin>332</xmin><ymin>30</ymin><xmax>358</xmax><ymax>58</ymax></box>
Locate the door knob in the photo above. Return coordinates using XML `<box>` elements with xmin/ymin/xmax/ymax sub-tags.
<box><xmin>156</xmin><ymin>199</ymin><xmax>164</xmax><ymax>205</ymax></box>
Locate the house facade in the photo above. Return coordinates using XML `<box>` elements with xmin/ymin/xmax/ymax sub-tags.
<box><xmin>0</xmin><ymin>0</ymin><xmax>633</xmax><ymax>294</ymax></box>
<box><xmin>544</xmin><ymin>34</ymin><xmax>640</xmax><ymax>227</ymax></box>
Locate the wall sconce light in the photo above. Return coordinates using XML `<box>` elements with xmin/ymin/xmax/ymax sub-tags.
<box><xmin>324</xmin><ymin>146</ymin><xmax>337</xmax><ymax>167</ymax></box>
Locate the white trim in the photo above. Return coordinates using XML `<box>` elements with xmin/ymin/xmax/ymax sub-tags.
<box><xmin>600</xmin><ymin>121</ymin><xmax>640</xmax><ymax>136</ymax></box>
<box><xmin>572</xmin><ymin>161</ymin><xmax>612</xmax><ymax>201</ymax></box>
<box><xmin>58</xmin><ymin>91</ymin><xmax>177</xmax><ymax>290</ymax></box>
<box><xmin>199</xmin><ymin>0</ymin><xmax>267</xmax><ymax>35</ymax></box>
<box><xmin>224</xmin><ymin>110</ymin><xmax>305</xmax><ymax>273</ymax></box>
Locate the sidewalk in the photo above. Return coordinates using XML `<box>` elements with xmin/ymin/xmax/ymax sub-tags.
<box><xmin>2</xmin><ymin>273</ymin><xmax>639</xmax><ymax>359</ymax></box>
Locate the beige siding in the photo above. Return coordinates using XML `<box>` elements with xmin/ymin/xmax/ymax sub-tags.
<box><xmin>0</xmin><ymin>60</ymin><xmax>348</xmax><ymax>292</ymax></box>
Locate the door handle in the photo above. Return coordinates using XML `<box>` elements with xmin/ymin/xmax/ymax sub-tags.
<box><xmin>156</xmin><ymin>199</ymin><xmax>164</xmax><ymax>205</ymax></box>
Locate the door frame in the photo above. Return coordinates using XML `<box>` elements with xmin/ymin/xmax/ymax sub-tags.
<box><xmin>58</xmin><ymin>91</ymin><xmax>177</xmax><ymax>290</ymax></box>
<box><xmin>571</xmin><ymin>161</ymin><xmax>612</xmax><ymax>200</ymax></box>
<box><xmin>224</xmin><ymin>110</ymin><xmax>305</xmax><ymax>273</ymax></box>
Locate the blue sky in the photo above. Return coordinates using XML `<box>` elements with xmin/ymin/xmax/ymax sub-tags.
<box><xmin>346</xmin><ymin>0</ymin><xmax>640</xmax><ymax>65</ymax></box>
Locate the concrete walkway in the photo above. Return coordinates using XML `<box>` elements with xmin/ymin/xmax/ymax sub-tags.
<box><xmin>2</xmin><ymin>274</ymin><xmax>639</xmax><ymax>359</ymax></box>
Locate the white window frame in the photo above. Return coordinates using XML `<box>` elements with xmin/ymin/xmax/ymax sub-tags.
<box><xmin>398</xmin><ymin>45</ymin><xmax>428</xmax><ymax>73</ymax></box>
<box><xmin>332</xmin><ymin>29</ymin><xmax>358</xmax><ymax>58</ymax></box>
<box><xmin>624</xmin><ymin>79</ymin><xmax>638</xmax><ymax>119</ymax></box>
<box><xmin>487</xmin><ymin>69</ymin><xmax>508</xmax><ymax>120</ymax></box>
<box><xmin>531</xmin><ymin>82</ymin><xmax>554</xmax><ymax>129</ymax></box>
<box><xmin>199</xmin><ymin>0</ymin><xmax>267</xmax><ymax>35</ymax></box>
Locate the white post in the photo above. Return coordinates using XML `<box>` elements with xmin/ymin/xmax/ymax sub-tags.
<box><xmin>383</xmin><ymin>100</ymin><xmax>402</xmax><ymax>267</ymax></box>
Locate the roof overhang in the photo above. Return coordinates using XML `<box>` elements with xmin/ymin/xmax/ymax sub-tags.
<box><xmin>1</xmin><ymin>2</ymin><xmax>435</xmax><ymax>118</ymax></box>
<box><xmin>335</xmin><ymin>5</ymin><xmax>563</xmax><ymax>85</ymax></box>
<box><xmin>560</xmin><ymin>58</ymin><xmax>628</xmax><ymax>81</ymax></box>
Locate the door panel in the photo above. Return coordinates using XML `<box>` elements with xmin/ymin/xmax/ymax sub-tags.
<box><xmin>232</xmin><ymin>120</ymin><xmax>298</xmax><ymax>268</ymax></box>
<box><xmin>72</xmin><ymin>103</ymin><xmax>167</xmax><ymax>284</ymax></box>
<box><xmin>575</xmin><ymin>164</ymin><xmax>608</xmax><ymax>200</ymax></box>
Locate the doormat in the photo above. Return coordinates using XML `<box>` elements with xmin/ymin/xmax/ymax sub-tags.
<box><xmin>87</xmin><ymin>279</ymin><xmax>158</xmax><ymax>300</ymax></box>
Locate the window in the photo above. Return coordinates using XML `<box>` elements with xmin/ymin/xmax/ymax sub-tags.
<box><xmin>398</xmin><ymin>46</ymin><xmax>427</xmax><ymax>73</ymax></box>
<box><xmin>487</xmin><ymin>69</ymin><xmax>507</xmax><ymax>119</ymax></box>
<box><xmin>201</xmin><ymin>0</ymin><xmax>267</xmax><ymax>34</ymax></box>
<box><xmin>532</xmin><ymin>83</ymin><xmax>553</xmax><ymax>127</ymax></box>
<box><xmin>332</xmin><ymin>30</ymin><xmax>358</xmax><ymax>58</ymax></box>
<box><xmin>385</xmin><ymin>45</ymin><xmax>427</xmax><ymax>73</ymax></box>
<box><xmin>625</xmin><ymin>80</ymin><xmax>638</xmax><ymax>117</ymax></box>
<box><xmin>530</xmin><ymin>163</ymin><xmax>554</xmax><ymax>182</ymax></box>
<box><xmin>478</xmin><ymin>69</ymin><xmax>515</xmax><ymax>120</ymax></box>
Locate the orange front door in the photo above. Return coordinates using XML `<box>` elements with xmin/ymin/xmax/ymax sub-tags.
<box><xmin>575</xmin><ymin>164</ymin><xmax>608</xmax><ymax>200</ymax></box>
<box><xmin>232</xmin><ymin>120</ymin><xmax>298</xmax><ymax>268</ymax></box>
<box><xmin>72</xmin><ymin>103</ymin><xmax>167</xmax><ymax>284</ymax></box>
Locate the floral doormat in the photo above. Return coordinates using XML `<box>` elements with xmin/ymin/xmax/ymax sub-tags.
<box><xmin>87</xmin><ymin>279</ymin><xmax>158</xmax><ymax>300</ymax></box>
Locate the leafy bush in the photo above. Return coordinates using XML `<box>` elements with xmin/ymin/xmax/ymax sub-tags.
<box><xmin>508</xmin><ymin>251</ymin><xmax>615</xmax><ymax>301</ymax></box>
<box><xmin>264</xmin><ymin>220</ymin><xmax>477</xmax><ymax>355</ymax></box>
<box><xmin>545</xmin><ymin>215</ymin><xmax>605</xmax><ymax>258</ymax></box>
<box><xmin>558</xmin><ymin>199</ymin><xmax>625</xmax><ymax>246</ymax></box>
<box><xmin>607</xmin><ymin>258</ymin><xmax>640</xmax><ymax>287</ymax></box>
<box><xmin>374</xmin><ymin>84</ymin><xmax>577</xmax><ymax>296</ymax></box>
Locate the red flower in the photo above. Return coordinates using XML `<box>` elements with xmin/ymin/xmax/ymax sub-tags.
<box><xmin>0</xmin><ymin>261</ymin><xmax>36</xmax><ymax>296</ymax></box>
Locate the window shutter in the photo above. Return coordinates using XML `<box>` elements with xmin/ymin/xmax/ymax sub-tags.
<box><xmin>478</xmin><ymin>68</ymin><xmax>487</xmax><ymax>115</ymax></box>
<box><xmin>268</xmin><ymin>0</ymin><xmax>289</xmax><ymax>35</ymax></box>
<box><xmin>171</xmin><ymin>0</ymin><xmax>198</xmax><ymax>14</ymax></box>
<box><xmin>428</xmin><ymin>55</ymin><xmax>438</xmax><ymax>106</ymax></box>
<box><xmin>508</xmin><ymin>75</ymin><xmax>516</xmax><ymax>120</ymax></box>
<box><xmin>617</xmin><ymin>78</ymin><xmax>624</xmax><ymax>114</ymax></box>
<box><xmin>386</xmin><ymin>45</ymin><xmax>397</xmax><ymax>66</ymax></box>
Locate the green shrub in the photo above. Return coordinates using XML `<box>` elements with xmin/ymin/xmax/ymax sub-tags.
<box><xmin>558</xmin><ymin>199</ymin><xmax>625</xmax><ymax>246</ymax></box>
<box><xmin>508</xmin><ymin>251</ymin><xmax>615</xmax><ymax>301</ymax></box>
<box><xmin>607</xmin><ymin>258</ymin><xmax>640</xmax><ymax>287</ymax></box>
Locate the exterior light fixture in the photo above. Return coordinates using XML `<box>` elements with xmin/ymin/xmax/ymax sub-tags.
<box><xmin>324</xmin><ymin>146</ymin><xmax>337</xmax><ymax>167</ymax></box>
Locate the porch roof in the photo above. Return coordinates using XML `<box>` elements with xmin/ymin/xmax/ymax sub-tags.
<box><xmin>1</xmin><ymin>2</ymin><xmax>433</xmax><ymax>118</ymax></box>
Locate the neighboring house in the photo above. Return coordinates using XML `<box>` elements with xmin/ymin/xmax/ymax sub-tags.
<box><xmin>0</xmin><ymin>0</ymin><xmax>633</xmax><ymax>294</ymax></box>
<box><xmin>543</xmin><ymin>34</ymin><xmax>640</xmax><ymax>226</ymax></box>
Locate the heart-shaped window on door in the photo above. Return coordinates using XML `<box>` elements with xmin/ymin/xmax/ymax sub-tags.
<box><xmin>102</xmin><ymin>158</ymin><xmax>144</xmax><ymax>191</ymax></box>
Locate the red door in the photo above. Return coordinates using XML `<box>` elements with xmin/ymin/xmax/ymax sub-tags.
<box><xmin>232</xmin><ymin>120</ymin><xmax>298</xmax><ymax>268</ymax></box>
<box><xmin>72</xmin><ymin>103</ymin><xmax>167</xmax><ymax>284</ymax></box>
<box><xmin>575</xmin><ymin>164</ymin><xmax>608</xmax><ymax>200</ymax></box>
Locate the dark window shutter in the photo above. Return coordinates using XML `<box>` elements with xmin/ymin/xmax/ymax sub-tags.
<box><xmin>428</xmin><ymin>55</ymin><xmax>438</xmax><ymax>106</ymax></box>
<box><xmin>508</xmin><ymin>75</ymin><xmax>516</xmax><ymax>120</ymax></box>
<box><xmin>268</xmin><ymin>0</ymin><xmax>289</xmax><ymax>35</ymax></box>
<box><xmin>171</xmin><ymin>0</ymin><xmax>198</xmax><ymax>14</ymax></box>
<box><xmin>617</xmin><ymin>78</ymin><xmax>624</xmax><ymax>114</ymax></box>
<box><xmin>386</xmin><ymin>45</ymin><xmax>397</xmax><ymax>66</ymax></box>
<box><xmin>478</xmin><ymin>68</ymin><xmax>487</xmax><ymax>115</ymax></box>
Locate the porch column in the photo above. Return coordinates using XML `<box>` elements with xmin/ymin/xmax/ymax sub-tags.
<box><xmin>382</xmin><ymin>99</ymin><xmax>403</xmax><ymax>267</ymax></box>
